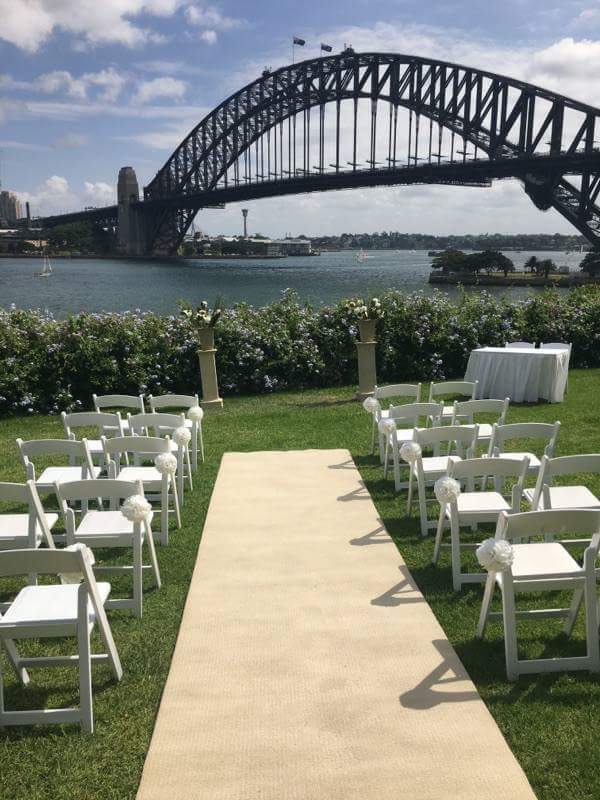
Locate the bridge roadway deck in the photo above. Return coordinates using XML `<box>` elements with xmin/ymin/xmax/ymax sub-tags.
<box><xmin>136</xmin><ymin>449</ymin><xmax>536</xmax><ymax>800</ymax></box>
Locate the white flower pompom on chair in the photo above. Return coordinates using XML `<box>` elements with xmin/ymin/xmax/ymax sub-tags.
<box><xmin>55</xmin><ymin>478</ymin><xmax>160</xmax><ymax>618</ymax></box>
<box><xmin>404</xmin><ymin>425</ymin><xmax>479</xmax><ymax>537</ymax></box>
<box><xmin>128</xmin><ymin>412</ymin><xmax>193</xmax><ymax>505</ymax></box>
<box><xmin>381</xmin><ymin>401</ymin><xmax>443</xmax><ymax>491</ymax></box>
<box><xmin>368</xmin><ymin>383</ymin><xmax>422</xmax><ymax>461</ymax></box>
<box><xmin>476</xmin><ymin>509</ymin><xmax>600</xmax><ymax>681</ymax></box>
<box><xmin>432</xmin><ymin>456</ymin><xmax>530</xmax><ymax>591</ymax></box>
<box><xmin>148</xmin><ymin>393</ymin><xmax>205</xmax><ymax>470</ymax></box>
<box><xmin>524</xmin><ymin>453</ymin><xmax>600</xmax><ymax>512</ymax></box>
<box><xmin>0</xmin><ymin>545</ymin><xmax>123</xmax><ymax>733</ymax></box>
<box><xmin>101</xmin><ymin>436</ymin><xmax>180</xmax><ymax>546</ymax></box>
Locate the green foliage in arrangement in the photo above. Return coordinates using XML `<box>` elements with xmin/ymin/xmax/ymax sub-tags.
<box><xmin>1</xmin><ymin>286</ymin><xmax>600</xmax><ymax>416</ymax></box>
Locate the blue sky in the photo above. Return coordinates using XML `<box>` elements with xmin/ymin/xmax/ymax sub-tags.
<box><xmin>2</xmin><ymin>0</ymin><xmax>600</xmax><ymax>236</ymax></box>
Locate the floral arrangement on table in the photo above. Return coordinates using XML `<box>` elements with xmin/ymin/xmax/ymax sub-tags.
<box><xmin>1</xmin><ymin>286</ymin><xmax>600</xmax><ymax>415</ymax></box>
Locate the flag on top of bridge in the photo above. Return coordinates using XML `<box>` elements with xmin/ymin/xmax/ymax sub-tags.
<box><xmin>293</xmin><ymin>37</ymin><xmax>306</xmax><ymax>46</ymax></box>
<box><xmin>321</xmin><ymin>43</ymin><xmax>332</xmax><ymax>52</ymax></box>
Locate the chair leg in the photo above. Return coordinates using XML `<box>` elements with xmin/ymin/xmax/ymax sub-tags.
<box><xmin>185</xmin><ymin>448</ymin><xmax>193</xmax><ymax>491</ymax></box>
<box><xmin>406</xmin><ymin>471</ymin><xmax>414</xmax><ymax>516</ymax></box>
<box><xmin>418</xmin><ymin>479</ymin><xmax>428</xmax><ymax>538</ymax></box>
<box><xmin>450</xmin><ymin>520</ymin><xmax>463</xmax><ymax>592</ymax></box>
<box><xmin>564</xmin><ymin>587</ymin><xmax>584</xmax><ymax>636</ymax></box>
<box><xmin>1</xmin><ymin>639</ymin><xmax>30</xmax><ymax>684</ymax></box>
<box><xmin>383</xmin><ymin>438</ymin><xmax>389</xmax><ymax>479</ymax></box>
<box><xmin>191</xmin><ymin>429</ymin><xmax>198</xmax><ymax>471</ymax></box>
<box><xmin>501</xmin><ymin>586</ymin><xmax>519</xmax><ymax>681</ymax></box>
<box><xmin>145</xmin><ymin>520</ymin><xmax>162</xmax><ymax>589</ymax></box>
<box><xmin>77</xmin><ymin>622</ymin><xmax>94</xmax><ymax>733</ymax></box>
<box><xmin>370</xmin><ymin>417</ymin><xmax>376</xmax><ymax>454</ymax></box>
<box><xmin>584</xmin><ymin>573</ymin><xmax>600</xmax><ymax>671</ymax></box>
<box><xmin>476</xmin><ymin>575</ymin><xmax>496</xmax><ymax>639</ymax></box>
<box><xmin>133</xmin><ymin>531</ymin><xmax>143</xmax><ymax>619</ymax></box>
<box><xmin>199</xmin><ymin>424</ymin><xmax>205</xmax><ymax>463</ymax></box>
<box><xmin>432</xmin><ymin>508</ymin><xmax>446</xmax><ymax>565</ymax></box>
<box><xmin>171</xmin><ymin>477</ymin><xmax>181</xmax><ymax>528</ymax></box>
<box><xmin>160</xmin><ymin>480</ymin><xmax>169</xmax><ymax>546</ymax></box>
<box><xmin>392</xmin><ymin>446</ymin><xmax>401</xmax><ymax>492</ymax></box>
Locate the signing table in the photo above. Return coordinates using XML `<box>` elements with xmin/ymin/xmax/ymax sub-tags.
<box><xmin>465</xmin><ymin>347</ymin><xmax>569</xmax><ymax>403</ymax></box>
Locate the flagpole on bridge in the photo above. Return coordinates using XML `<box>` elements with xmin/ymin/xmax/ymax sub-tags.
<box><xmin>292</xmin><ymin>36</ymin><xmax>305</xmax><ymax>64</ymax></box>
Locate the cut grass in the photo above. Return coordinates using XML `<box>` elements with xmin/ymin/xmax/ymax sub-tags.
<box><xmin>0</xmin><ymin>369</ymin><xmax>600</xmax><ymax>800</ymax></box>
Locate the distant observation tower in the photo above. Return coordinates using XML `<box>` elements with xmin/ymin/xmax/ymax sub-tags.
<box><xmin>241</xmin><ymin>208</ymin><xmax>248</xmax><ymax>238</ymax></box>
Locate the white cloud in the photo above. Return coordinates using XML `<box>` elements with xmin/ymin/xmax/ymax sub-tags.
<box><xmin>184</xmin><ymin>4</ymin><xmax>244</xmax><ymax>31</ymax></box>
<box><xmin>200</xmin><ymin>29</ymin><xmax>217</xmax><ymax>44</ymax></box>
<box><xmin>0</xmin><ymin>0</ymin><xmax>184</xmax><ymax>52</ymax></box>
<box><xmin>55</xmin><ymin>132</ymin><xmax>88</xmax><ymax>148</ymax></box>
<box><xmin>36</xmin><ymin>70</ymin><xmax>87</xmax><ymax>99</ymax></box>
<box><xmin>83</xmin><ymin>67</ymin><xmax>127</xmax><ymax>102</ymax></box>
<box><xmin>134</xmin><ymin>76</ymin><xmax>187</xmax><ymax>104</ymax></box>
<box><xmin>17</xmin><ymin>175</ymin><xmax>115</xmax><ymax>216</ymax></box>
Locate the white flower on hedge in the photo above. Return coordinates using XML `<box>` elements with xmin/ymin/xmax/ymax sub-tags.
<box><xmin>155</xmin><ymin>452</ymin><xmax>177</xmax><ymax>474</ymax></box>
<box><xmin>400</xmin><ymin>441</ymin><xmax>422</xmax><ymax>463</ymax></box>
<box><xmin>434</xmin><ymin>476</ymin><xmax>461</xmax><ymax>504</ymax></box>
<box><xmin>121</xmin><ymin>494</ymin><xmax>152</xmax><ymax>523</ymax></box>
<box><xmin>173</xmin><ymin>425</ymin><xmax>192</xmax><ymax>446</ymax></box>
<box><xmin>187</xmin><ymin>405</ymin><xmax>204</xmax><ymax>422</ymax></box>
<box><xmin>379</xmin><ymin>418</ymin><xmax>396</xmax><ymax>435</ymax></box>
<box><xmin>362</xmin><ymin>396</ymin><xmax>380</xmax><ymax>414</ymax></box>
<box><xmin>476</xmin><ymin>538</ymin><xmax>514</xmax><ymax>572</ymax></box>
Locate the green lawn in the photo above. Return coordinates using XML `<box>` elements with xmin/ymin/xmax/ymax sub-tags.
<box><xmin>1</xmin><ymin>370</ymin><xmax>600</xmax><ymax>800</ymax></box>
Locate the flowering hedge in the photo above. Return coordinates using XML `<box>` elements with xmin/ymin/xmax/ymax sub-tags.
<box><xmin>1</xmin><ymin>287</ymin><xmax>600</xmax><ymax>415</ymax></box>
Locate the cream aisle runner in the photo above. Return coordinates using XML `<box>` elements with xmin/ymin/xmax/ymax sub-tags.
<box><xmin>136</xmin><ymin>450</ymin><xmax>536</xmax><ymax>800</ymax></box>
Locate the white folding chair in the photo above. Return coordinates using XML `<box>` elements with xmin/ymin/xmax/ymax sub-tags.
<box><xmin>407</xmin><ymin>425</ymin><xmax>479</xmax><ymax>537</ymax></box>
<box><xmin>0</xmin><ymin>481</ymin><xmax>56</xmax><ymax>554</ymax></box>
<box><xmin>451</xmin><ymin>397</ymin><xmax>510</xmax><ymax>448</ymax></box>
<box><xmin>427</xmin><ymin>380</ymin><xmax>478</xmax><ymax>425</ymax></box>
<box><xmin>148</xmin><ymin>394</ymin><xmax>204</xmax><ymax>469</ymax></box>
<box><xmin>381</xmin><ymin>402</ymin><xmax>443</xmax><ymax>491</ymax></box>
<box><xmin>540</xmin><ymin>341</ymin><xmax>572</xmax><ymax>391</ymax></box>
<box><xmin>56</xmin><ymin>479</ymin><xmax>161</xmax><ymax>618</ymax></box>
<box><xmin>0</xmin><ymin>546</ymin><xmax>123</xmax><ymax>733</ymax></box>
<box><xmin>92</xmin><ymin>394</ymin><xmax>145</xmax><ymax>433</ymax></box>
<box><xmin>62</xmin><ymin>411</ymin><xmax>125</xmax><ymax>468</ymax></box>
<box><xmin>128</xmin><ymin>412</ymin><xmax>192</xmax><ymax>503</ymax></box>
<box><xmin>488</xmin><ymin>421</ymin><xmax>560</xmax><ymax>475</ymax></box>
<box><xmin>433</xmin><ymin>456</ymin><xmax>529</xmax><ymax>591</ymax></box>
<box><xmin>102</xmin><ymin>436</ymin><xmax>180</xmax><ymax>545</ymax></box>
<box><xmin>476</xmin><ymin>509</ymin><xmax>600</xmax><ymax>681</ymax></box>
<box><xmin>16</xmin><ymin>438</ymin><xmax>100</xmax><ymax>497</ymax></box>
<box><xmin>505</xmin><ymin>341</ymin><xmax>536</xmax><ymax>349</ymax></box>
<box><xmin>525</xmin><ymin>454</ymin><xmax>600</xmax><ymax>513</ymax></box>
<box><xmin>367</xmin><ymin>384</ymin><xmax>422</xmax><ymax>460</ymax></box>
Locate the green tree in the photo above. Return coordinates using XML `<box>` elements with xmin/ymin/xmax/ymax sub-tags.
<box><xmin>524</xmin><ymin>256</ymin><xmax>539</xmax><ymax>273</ymax></box>
<box><xmin>430</xmin><ymin>249</ymin><xmax>467</xmax><ymax>273</ymax></box>
<box><xmin>580</xmin><ymin>251</ymin><xmax>600</xmax><ymax>276</ymax></box>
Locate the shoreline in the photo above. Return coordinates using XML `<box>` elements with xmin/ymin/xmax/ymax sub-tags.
<box><xmin>429</xmin><ymin>271</ymin><xmax>599</xmax><ymax>287</ymax></box>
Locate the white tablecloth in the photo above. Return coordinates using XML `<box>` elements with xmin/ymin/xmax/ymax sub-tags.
<box><xmin>464</xmin><ymin>347</ymin><xmax>569</xmax><ymax>403</ymax></box>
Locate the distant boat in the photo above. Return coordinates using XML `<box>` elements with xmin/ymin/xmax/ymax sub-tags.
<box><xmin>356</xmin><ymin>249</ymin><xmax>370</xmax><ymax>261</ymax></box>
<box><xmin>34</xmin><ymin>253</ymin><xmax>52</xmax><ymax>278</ymax></box>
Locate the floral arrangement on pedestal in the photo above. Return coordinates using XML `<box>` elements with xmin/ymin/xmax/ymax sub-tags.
<box><xmin>179</xmin><ymin>299</ymin><xmax>223</xmax><ymax>350</ymax></box>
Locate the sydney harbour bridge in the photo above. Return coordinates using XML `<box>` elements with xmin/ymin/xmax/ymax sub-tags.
<box><xmin>36</xmin><ymin>49</ymin><xmax>600</xmax><ymax>255</ymax></box>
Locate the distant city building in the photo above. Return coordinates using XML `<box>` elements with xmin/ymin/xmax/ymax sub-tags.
<box><xmin>0</xmin><ymin>191</ymin><xmax>22</xmax><ymax>224</ymax></box>
<box><xmin>274</xmin><ymin>238</ymin><xmax>312</xmax><ymax>256</ymax></box>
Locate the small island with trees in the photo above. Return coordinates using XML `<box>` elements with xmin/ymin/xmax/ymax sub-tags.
<box><xmin>429</xmin><ymin>249</ymin><xmax>600</xmax><ymax>286</ymax></box>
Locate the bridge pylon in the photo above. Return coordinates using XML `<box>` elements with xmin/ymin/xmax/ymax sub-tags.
<box><xmin>117</xmin><ymin>166</ymin><xmax>146</xmax><ymax>256</ymax></box>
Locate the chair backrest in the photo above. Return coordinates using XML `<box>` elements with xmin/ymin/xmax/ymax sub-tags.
<box><xmin>505</xmin><ymin>341</ymin><xmax>536</xmax><ymax>349</ymax></box>
<box><xmin>62</xmin><ymin>411</ymin><xmax>124</xmax><ymax>439</ymax></box>
<box><xmin>415</xmin><ymin>424</ymin><xmax>479</xmax><ymax>457</ymax></box>
<box><xmin>496</xmin><ymin>508</ymin><xmax>600</xmax><ymax>545</ymax></box>
<box><xmin>148</xmin><ymin>394</ymin><xmax>199</xmax><ymax>411</ymax></box>
<box><xmin>530</xmin><ymin>454</ymin><xmax>600</xmax><ymax>509</ymax></box>
<box><xmin>93</xmin><ymin>394</ymin><xmax>145</xmax><ymax>413</ymax></box>
<box><xmin>428</xmin><ymin>381</ymin><xmax>477</xmax><ymax>401</ymax></box>
<box><xmin>540</xmin><ymin>342</ymin><xmax>571</xmax><ymax>351</ymax></box>
<box><xmin>128</xmin><ymin>412</ymin><xmax>185</xmax><ymax>436</ymax></box>
<box><xmin>489</xmin><ymin>421</ymin><xmax>560</xmax><ymax>458</ymax></box>
<box><xmin>375</xmin><ymin>383</ymin><xmax>422</xmax><ymax>402</ymax></box>
<box><xmin>449</xmin><ymin>455</ymin><xmax>530</xmax><ymax>482</ymax></box>
<box><xmin>452</xmin><ymin>398</ymin><xmax>509</xmax><ymax>425</ymax></box>
<box><xmin>102</xmin><ymin>434</ymin><xmax>170</xmax><ymax>458</ymax></box>
<box><xmin>388</xmin><ymin>401</ymin><xmax>443</xmax><ymax>427</ymax></box>
<box><xmin>16</xmin><ymin>438</ymin><xmax>95</xmax><ymax>480</ymax></box>
<box><xmin>0</xmin><ymin>480</ymin><xmax>54</xmax><ymax>548</ymax></box>
<box><xmin>56</xmin><ymin>479</ymin><xmax>144</xmax><ymax>525</ymax></box>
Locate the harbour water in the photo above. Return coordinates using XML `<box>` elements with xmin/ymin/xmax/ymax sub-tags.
<box><xmin>0</xmin><ymin>250</ymin><xmax>586</xmax><ymax>316</ymax></box>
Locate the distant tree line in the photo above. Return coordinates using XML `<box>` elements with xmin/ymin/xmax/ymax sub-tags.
<box><xmin>431</xmin><ymin>249</ymin><xmax>600</xmax><ymax>276</ymax></box>
<box><xmin>309</xmin><ymin>231</ymin><xmax>587</xmax><ymax>251</ymax></box>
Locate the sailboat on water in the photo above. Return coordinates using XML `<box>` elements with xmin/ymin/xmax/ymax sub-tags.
<box><xmin>34</xmin><ymin>252</ymin><xmax>53</xmax><ymax>278</ymax></box>
<box><xmin>356</xmin><ymin>249</ymin><xmax>370</xmax><ymax>262</ymax></box>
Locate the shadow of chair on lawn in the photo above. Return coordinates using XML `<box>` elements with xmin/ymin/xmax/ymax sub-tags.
<box><xmin>337</xmin><ymin>479</ymin><xmax>371</xmax><ymax>502</ymax></box>
<box><xmin>371</xmin><ymin>564</ymin><xmax>425</xmax><ymax>605</ymax></box>
<box><xmin>400</xmin><ymin>638</ymin><xmax>480</xmax><ymax>709</ymax></box>
<box><xmin>349</xmin><ymin>523</ymin><xmax>392</xmax><ymax>546</ymax></box>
